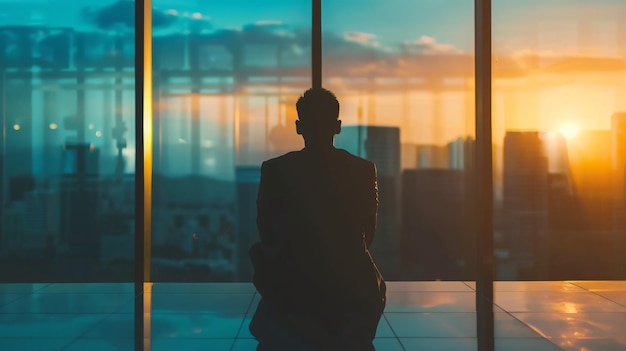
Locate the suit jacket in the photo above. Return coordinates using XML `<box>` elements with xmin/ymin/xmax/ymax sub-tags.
<box><xmin>252</xmin><ymin>146</ymin><xmax>385</xmax><ymax>317</ymax></box>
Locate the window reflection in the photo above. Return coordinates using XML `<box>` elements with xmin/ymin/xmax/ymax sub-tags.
<box><xmin>323</xmin><ymin>0</ymin><xmax>476</xmax><ymax>281</ymax></box>
<box><xmin>151</xmin><ymin>0</ymin><xmax>311</xmax><ymax>281</ymax></box>
<box><xmin>0</xmin><ymin>0</ymin><xmax>135</xmax><ymax>282</ymax></box>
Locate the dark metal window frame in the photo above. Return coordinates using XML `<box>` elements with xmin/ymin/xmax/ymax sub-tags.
<box><xmin>134</xmin><ymin>0</ymin><xmax>495</xmax><ymax>349</ymax></box>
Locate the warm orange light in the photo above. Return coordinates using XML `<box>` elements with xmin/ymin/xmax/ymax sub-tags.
<box><xmin>559</xmin><ymin>123</ymin><xmax>580</xmax><ymax>139</ymax></box>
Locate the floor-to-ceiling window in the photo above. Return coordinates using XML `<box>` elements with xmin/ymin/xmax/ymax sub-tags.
<box><xmin>322</xmin><ymin>0</ymin><xmax>477</xmax><ymax>282</ymax></box>
<box><xmin>492</xmin><ymin>0</ymin><xmax>626</xmax><ymax>281</ymax></box>
<box><xmin>150</xmin><ymin>1</ymin><xmax>311</xmax><ymax>282</ymax></box>
<box><xmin>0</xmin><ymin>0</ymin><xmax>136</xmax><ymax>283</ymax></box>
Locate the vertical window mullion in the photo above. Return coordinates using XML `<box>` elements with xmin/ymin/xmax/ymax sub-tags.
<box><xmin>475</xmin><ymin>0</ymin><xmax>495</xmax><ymax>350</ymax></box>
<box><xmin>312</xmin><ymin>0</ymin><xmax>322</xmax><ymax>88</ymax></box>
<box><xmin>135</xmin><ymin>0</ymin><xmax>152</xmax><ymax>349</ymax></box>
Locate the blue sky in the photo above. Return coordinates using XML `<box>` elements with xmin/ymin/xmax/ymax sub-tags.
<box><xmin>1</xmin><ymin>0</ymin><xmax>625</xmax><ymax>56</ymax></box>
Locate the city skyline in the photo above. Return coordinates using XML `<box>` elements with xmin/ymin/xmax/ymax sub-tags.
<box><xmin>2</xmin><ymin>0</ymin><xmax>626</xmax><ymax>284</ymax></box>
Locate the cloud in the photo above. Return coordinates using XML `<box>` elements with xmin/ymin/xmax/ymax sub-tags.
<box><xmin>343</xmin><ymin>31</ymin><xmax>379</xmax><ymax>48</ymax></box>
<box><xmin>156</xmin><ymin>9</ymin><xmax>213</xmax><ymax>34</ymax></box>
<box><xmin>253</xmin><ymin>20</ymin><xmax>284</xmax><ymax>27</ymax></box>
<box><xmin>401</xmin><ymin>35</ymin><xmax>462</xmax><ymax>55</ymax></box>
<box><xmin>81</xmin><ymin>0</ymin><xmax>199</xmax><ymax>31</ymax></box>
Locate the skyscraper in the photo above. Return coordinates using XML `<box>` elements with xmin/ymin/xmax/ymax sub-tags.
<box><xmin>235</xmin><ymin>165</ymin><xmax>261</xmax><ymax>281</ymax></box>
<box><xmin>503</xmin><ymin>131</ymin><xmax>549</xmax><ymax>279</ymax></box>
<box><xmin>60</xmin><ymin>143</ymin><xmax>101</xmax><ymax>259</ymax></box>
<box><xmin>335</xmin><ymin>125</ymin><xmax>401</xmax><ymax>278</ymax></box>
<box><xmin>401</xmin><ymin>169</ymin><xmax>474</xmax><ymax>280</ymax></box>
<box><xmin>567</xmin><ymin>130</ymin><xmax>613</xmax><ymax>230</ymax></box>
<box><xmin>612</xmin><ymin>112</ymin><xmax>626</xmax><ymax>277</ymax></box>
<box><xmin>612</xmin><ymin>113</ymin><xmax>626</xmax><ymax>232</ymax></box>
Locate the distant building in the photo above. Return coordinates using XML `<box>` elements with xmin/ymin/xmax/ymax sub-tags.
<box><xmin>401</xmin><ymin>143</ymin><xmax>418</xmax><ymax>170</ymax></box>
<box><xmin>416</xmin><ymin>144</ymin><xmax>448</xmax><ymax>169</ymax></box>
<box><xmin>401</xmin><ymin>169</ymin><xmax>474</xmax><ymax>280</ymax></box>
<box><xmin>612</xmin><ymin>113</ymin><xmax>626</xmax><ymax>232</ymax></box>
<box><xmin>568</xmin><ymin>130</ymin><xmax>613</xmax><ymax>231</ymax></box>
<box><xmin>235</xmin><ymin>165</ymin><xmax>261</xmax><ymax>281</ymax></box>
<box><xmin>60</xmin><ymin>143</ymin><xmax>101</xmax><ymax>259</ymax></box>
<box><xmin>612</xmin><ymin>112</ymin><xmax>626</xmax><ymax>278</ymax></box>
<box><xmin>503</xmin><ymin>131</ymin><xmax>549</xmax><ymax>279</ymax></box>
<box><xmin>150</xmin><ymin>175</ymin><xmax>237</xmax><ymax>281</ymax></box>
<box><xmin>335</xmin><ymin>125</ymin><xmax>401</xmax><ymax>279</ymax></box>
<box><xmin>448</xmin><ymin>136</ymin><xmax>475</xmax><ymax>171</ymax></box>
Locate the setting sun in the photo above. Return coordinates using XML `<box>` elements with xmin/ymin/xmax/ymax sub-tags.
<box><xmin>559</xmin><ymin>123</ymin><xmax>580</xmax><ymax>139</ymax></box>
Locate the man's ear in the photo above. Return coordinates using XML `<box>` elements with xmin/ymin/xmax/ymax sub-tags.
<box><xmin>295</xmin><ymin>120</ymin><xmax>303</xmax><ymax>135</ymax></box>
<box><xmin>335</xmin><ymin>120</ymin><xmax>342</xmax><ymax>135</ymax></box>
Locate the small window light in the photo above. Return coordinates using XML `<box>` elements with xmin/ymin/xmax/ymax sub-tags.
<box><xmin>49</xmin><ymin>123</ymin><xmax>58</xmax><ymax>130</ymax></box>
<box><xmin>13</xmin><ymin>124</ymin><xmax>20</xmax><ymax>131</ymax></box>
<box><xmin>95</xmin><ymin>131</ymin><xmax>102</xmax><ymax>137</ymax></box>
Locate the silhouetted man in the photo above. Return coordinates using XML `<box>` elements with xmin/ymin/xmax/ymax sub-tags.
<box><xmin>249</xmin><ymin>88</ymin><xmax>386</xmax><ymax>350</ymax></box>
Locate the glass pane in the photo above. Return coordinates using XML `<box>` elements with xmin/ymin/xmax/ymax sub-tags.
<box><xmin>151</xmin><ymin>0</ymin><xmax>311</xmax><ymax>282</ymax></box>
<box><xmin>0</xmin><ymin>0</ymin><xmax>135</xmax><ymax>282</ymax></box>
<box><xmin>323</xmin><ymin>0</ymin><xmax>476</xmax><ymax>281</ymax></box>
<box><xmin>493</xmin><ymin>1</ymin><xmax>626</xmax><ymax>280</ymax></box>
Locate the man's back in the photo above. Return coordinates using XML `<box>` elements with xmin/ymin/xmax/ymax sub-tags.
<box><xmin>249</xmin><ymin>88</ymin><xmax>385</xmax><ymax>350</ymax></box>
<box><xmin>255</xmin><ymin>147</ymin><xmax>382</xmax><ymax>313</ymax></box>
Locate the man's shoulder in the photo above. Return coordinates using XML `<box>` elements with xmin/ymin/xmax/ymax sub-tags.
<box><xmin>334</xmin><ymin>148</ymin><xmax>375</xmax><ymax>169</ymax></box>
<box><xmin>262</xmin><ymin>151</ymin><xmax>302</xmax><ymax>168</ymax></box>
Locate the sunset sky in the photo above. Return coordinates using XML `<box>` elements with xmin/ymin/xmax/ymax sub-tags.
<box><xmin>2</xmin><ymin>0</ymin><xmax>626</xmax><ymax>145</ymax></box>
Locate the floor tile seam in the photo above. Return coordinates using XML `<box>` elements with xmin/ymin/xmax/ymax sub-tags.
<box><xmin>394</xmin><ymin>335</ymin><xmax>476</xmax><ymax>340</ymax></box>
<box><xmin>61</xmin><ymin>307</ymin><xmax>122</xmax><ymax>347</ymax></box>
<box><xmin>0</xmin><ymin>312</ymin><xmax>133</xmax><ymax>315</ymax></box>
<box><xmin>501</xmin><ymin>310</ymin><xmax>626</xmax><ymax>314</ymax></box>
<box><xmin>244</xmin><ymin>291</ymin><xmax>258</xmax><ymax>316</ymax></box>
<box><xmin>61</xmin><ymin>336</ymin><xmax>135</xmax><ymax>340</ymax></box>
<box><xmin>498</xmin><ymin>312</ymin><xmax>565</xmax><ymax>351</ymax></box>
<box><xmin>28</xmin><ymin>292</ymin><xmax>135</xmax><ymax>295</ymax></box>
<box><xmin>567</xmin><ymin>281</ymin><xmax>595</xmax><ymax>293</ymax></box>
<box><xmin>387</xmin><ymin>289</ymin><xmax>475</xmax><ymax>294</ymax></box>
<box><xmin>141</xmin><ymin>310</ymin><xmax>247</xmax><ymax>317</ymax></box>
<box><xmin>233</xmin><ymin>291</ymin><xmax>257</xmax><ymax>344</ymax></box>
<box><xmin>384</xmin><ymin>310</ymin><xmax>478</xmax><ymax>313</ymax></box>
<box><xmin>381</xmin><ymin>313</ymin><xmax>406</xmax><ymax>351</ymax></box>
<box><xmin>495</xmin><ymin>290</ymin><xmax>605</xmax><ymax>295</ymax></box>
<box><xmin>56</xmin><ymin>314</ymin><xmax>113</xmax><ymax>351</ymax></box>
<box><xmin>3</xmin><ymin>283</ymin><xmax>51</xmax><ymax>292</ymax></box>
<box><xmin>0</xmin><ymin>294</ymin><xmax>30</xmax><ymax>309</ymax></box>
<box><xmin>143</xmin><ymin>292</ymin><xmax>256</xmax><ymax>295</ymax></box>
<box><xmin>583</xmin><ymin>290</ymin><xmax>626</xmax><ymax>309</ymax></box>
<box><xmin>493</xmin><ymin>290</ymin><xmax>586</xmax><ymax>292</ymax></box>
<box><xmin>29</xmin><ymin>284</ymin><xmax>52</xmax><ymax>294</ymax></box>
<box><xmin>384</xmin><ymin>311</ymin><xmax>478</xmax><ymax>314</ymax></box>
<box><xmin>0</xmin><ymin>299</ymin><xmax>136</xmax><ymax>315</ymax></box>
<box><xmin>0</xmin><ymin>337</ymin><xmax>83</xmax><ymax>339</ymax></box>
<box><xmin>55</xmin><ymin>339</ymin><xmax>80</xmax><ymax>351</ymax></box>
<box><xmin>387</xmin><ymin>287</ymin><xmax>473</xmax><ymax>291</ymax></box>
<box><xmin>461</xmin><ymin>282</ymin><xmax>476</xmax><ymax>291</ymax></box>
<box><xmin>146</xmin><ymin>337</ymin><xmax>243</xmax><ymax>340</ymax></box>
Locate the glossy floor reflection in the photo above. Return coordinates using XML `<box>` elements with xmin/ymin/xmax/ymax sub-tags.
<box><xmin>0</xmin><ymin>281</ymin><xmax>624</xmax><ymax>350</ymax></box>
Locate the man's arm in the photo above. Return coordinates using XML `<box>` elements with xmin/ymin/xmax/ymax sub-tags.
<box><xmin>257</xmin><ymin>161</ymin><xmax>276</xmax><ymax>244</ymax></box>
<box><xmin>256</xmin><ymin>161</ymin><xmax>289</xmax><ymax>259</ymax></box>
<box><xmin>364</xmin><ymin>162</ymin><xmax>378</xmax><ymax>249</ymax></box>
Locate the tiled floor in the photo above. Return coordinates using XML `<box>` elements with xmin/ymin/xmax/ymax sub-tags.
<box><xmin>0</xmin><ymin>281</ymin><xmax>625</xmax><ymax>350</ymax></box>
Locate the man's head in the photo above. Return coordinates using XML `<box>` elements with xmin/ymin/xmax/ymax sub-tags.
<box><xmin>295</xmin><ymin>88</ymin><xmax>341</xmax><ymax>141</ymax></box>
